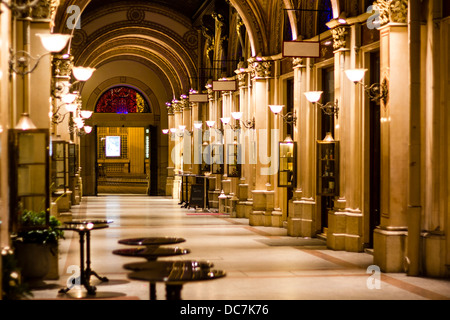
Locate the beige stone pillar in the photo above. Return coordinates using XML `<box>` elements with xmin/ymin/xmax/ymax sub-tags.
<box><xmin>166</xmin><ymin>104</ymin><xmax>175</xmax><ymax>196</ymax></box>
<box><xmin>235</xmin><ymin>69</ymin><xmax>251</xmax><ymax>218</ymax></box>
<box><xmin>326</xmin><ymin>24</ymin><xmax>364</xmax><ymax>252</ymax></box>
<box><xmin>289</xmin><ymin>58</ymin><xmax>318</xmax><ymax>237</ymax></box>
<box><xmin>373</xmin><ymin>4</ymin><xmax>410</xmax><ymax>272</ymax></box>
<box><xmin>249</xmin><ymin>58</ymin><xmax>274</xmax><ymax>226</ymax></box>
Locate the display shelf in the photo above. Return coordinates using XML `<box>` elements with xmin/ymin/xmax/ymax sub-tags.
<box><xmin>8</xmin><ymin>129</ymin><xmax>50</xmax><ymax>232</ymax></box>
<box><xmin>316</xmin><ymin>139</ymin><xmax>339</xmax><ymax>196</ymax></box>
<box><xmin>278</xmin><ymin>138</ymin><xmax>297</xmax><ymax>188</ymax></box>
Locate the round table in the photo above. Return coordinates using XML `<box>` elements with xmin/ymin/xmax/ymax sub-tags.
<box><xmin>57</xmin><ymin>219</ymin><xmax>113</xmax><ymax>296</ymax></box>
<box><xmin>126</xmin><ymin>261</ymin><xmax>226</xmax><ymax>300</ymax></box>
<box><xmin>113</xmin><ymin>247</ymin><xmax>190</xmax><ymax>261</ymax></box>
<box><xmin>118</xmin><ymin>237</ymin><xmax>186</xmax><ymax>246</ymax></box>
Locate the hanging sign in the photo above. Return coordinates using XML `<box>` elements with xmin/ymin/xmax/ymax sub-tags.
<box><xmin>212</xmin><ymin>80</ymin><xmax>237</xmax><ymax>91</ymax></box>
<box><xmin>189</xmin><ymin>93</ymin><xmax>209</xmax><ymax>102</ymax></box>
<box><xmin>282</xmin><ymin>41</ymin><xmax>321</xmax><ymax>58</ymax></box>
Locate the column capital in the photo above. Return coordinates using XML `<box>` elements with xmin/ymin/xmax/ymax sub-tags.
<box><xmin>374</xmin><ymin>0</ymin><xmax>408</xmax><ymax>27</ymax></box>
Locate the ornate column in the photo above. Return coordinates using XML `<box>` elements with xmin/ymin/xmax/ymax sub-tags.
<box><xmin>166</xmin><ymin>103</ymin><xmax>175</xmax><ymax>196</ymax></box>
<box><xmin>289</xmin><ymin>58</ymin><xmax>318</xmax><ymax>237</ymax></box>
<box><xmin>372</xmin><ymin>0</ymin><xmax>410</xmax><ymax>272</ymax></box>
<box><xmin>249</xmin><ymin>58</ymin><xmax>275</xmax><ymax>226</ymax></box>
<box><xmin>51</xmin><ymin>54</ymin><xmax>73</xmax><ymax>139</ymax></box>
<box><xmin>235</xmin><ymin>65</ymin><xmax>252</xmax><ymax>218</ymax></box>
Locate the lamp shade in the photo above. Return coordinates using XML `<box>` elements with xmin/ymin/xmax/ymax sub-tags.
<box><xmin>61</xmin><ymin>93</ymin><xmax>78</xmax><ymax>104</ymax></box>
<box><xmin>80</xmin><ymin>110</ymin><xmax>93</xmax><ymax>119</ymax></box>
<box><xmin>72</xmin><ymin>66</ymin><xmax>96</xmax><ymax>81</ymax></box>
<box><xmin>206</xmin><ymin>120</ymin><xmax>215</xmax><ymax>127</ymax></box>
<box><xmin>220</xmin><ymin>117</ymin><xmax>231</xmax><ymax>125</ymax></box>
<box><xmin>65</xmin><ymin>103</ymin><xmax>78</xmax><ymax>112</ymax></box>
<box><xmin>84</xmin><ymin>126</ymin><xmax>93</xmax><ymax>134</ymax></box>
<box><xmin>162</xmin><ymin>129</ymin><xmax>169</xmax><ymax>134</ymax></box>
<box><xmin>15</xmin><ymin>113</ymin><xmax>36</xmax><ymax>130</ymax></box>
<box><xmin>323</xmin><ymin>132</ymin><xmax>335</xmax><ymax>142</ymax></box>
<box><xmin>179</xmin><ymin>125</ymin><xmax>186</xmax><ymax>131</ymax></box>
<box><xmin>194</xmin><ymin>122</ymin><xmax>203</xmax><ymax>129</ymax></box>
<box><xmin>36</xmin><ymin>33</ymin><xmax>71</xmax><ymax>53</ymax></box>
<box><xmin>304</xmin><ymin>91</ymin><xmax>323</xmax><ymax>103</ymax></box>
<box><xmin>345</xmin><ymin>69</ymin><xmax>367</xmax><ymax>83</ymax></box>
<box><xmin>231</xmin><ymin>112</ymin><xmax>243</xmax><ymax>120</ymax></box>
<box><xmin>269</xmin><ymin>105</ymin><xmax>284</xmax><ymax>114</ymax></box>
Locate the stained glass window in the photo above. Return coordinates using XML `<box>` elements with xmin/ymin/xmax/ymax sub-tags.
<box><xmin>96</xmin><ymin>86</ymin><xmax>151</xmax><ymax>113</ymax></box>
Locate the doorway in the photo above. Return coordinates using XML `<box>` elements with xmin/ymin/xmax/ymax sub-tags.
<box><xmin>96</xmin><ymin>126</ymin><xmax>152</xmax><ymax>194</ymax></box>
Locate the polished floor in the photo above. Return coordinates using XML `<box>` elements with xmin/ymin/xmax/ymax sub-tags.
<box><xmin>29</xmin><ymin>194</ymin><xmax>450</xmax><ymax>301</ymax></box>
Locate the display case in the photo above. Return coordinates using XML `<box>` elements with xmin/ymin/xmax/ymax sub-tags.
<box><xmin>226</xmin><ymin>141</ymin><xmax>241</xmax><ymax>178</ymax></box>
<box><xmin>68</xmin><ymin>142</ymin><xmax>78</xmax><ymax>179</ymax></box>
<box><xmin>211</xmin><ymin>143</ymin><xmax>224</xmax><ymax>174</ymax></box>
<box><xmin>51</xmin><ymin>137</ymin><xmax>69</xmax><ymax>194</ymax></box>
<box><xmin>316</xmin><ymin>137</ymin><xmax>339</xmax><ymax>196</ymax></box>
<box><xmin>278</xmin><ymin>138</ymin><xmax>296</xmax><ymax>188</ymax></box>
<box><xmin>8</xmin><ymin>129</ymin><xmax>50</xmax><ymax>232</ymax></box>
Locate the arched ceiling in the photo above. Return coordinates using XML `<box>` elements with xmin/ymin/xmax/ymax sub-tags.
<box><xmin>52</xmin><ymin>0</ymin><xmax>342</xmax><ymax>109</ymax></box>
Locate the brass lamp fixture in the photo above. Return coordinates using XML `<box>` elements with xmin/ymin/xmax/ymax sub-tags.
<box><xmin>269</xmin><ymin>105</ymin><xmax>297</xmax><ymax>125</ymax></box>
<box><xmin>303</xmin><ymin>91</ymin><xmax>339</xmax><ymax>119</ymax></box>
<box><xmin>345</xmin><ymin>69</ymin><xmax>388</xmax><ymax>105</ymax></box>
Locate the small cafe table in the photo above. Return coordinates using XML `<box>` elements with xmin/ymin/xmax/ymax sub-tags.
<box><xmin>58</xmin><ymin>219</ymin><xmax>113</xmax><ymax>296</ymax></box>
<box><xmin>125</xmin><ymin>260</ymin><xmax>225</xmax><ymax>300</ymax></box>
<box><xmin>115</xmin><ymin>236</ymin><xmax>190</xmax><ymax>298</ymax></box>
<box><xmin>112</xmin><ymin>246</ymin><xmax>190</xmax><ymax>261</ymax></box>
<box><xmin>118</xmin><ymin>237</ymin><xmax>185</xmax><ymax>246</ymax></box>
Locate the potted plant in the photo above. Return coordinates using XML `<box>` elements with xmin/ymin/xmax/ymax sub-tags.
<box><xmin>13</xmin><ymin>210</ymin><xmax>65</xmax><ymax>286</ymax></box>
<box><xmin>1</xmin><ymin>246</ymin><xmax>32</xmax><ymax>300</ymax></box>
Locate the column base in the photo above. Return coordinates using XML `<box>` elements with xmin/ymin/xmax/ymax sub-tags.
<box><xmin>327</xmin><ymin>210</ymin><xmax>363</xmax><ymax>252</ymax></box>
<box><xmin>288</xmin><ymin>199</ymin><xmax>316</xmax><ymax>237</ymax></box>
<box><xmin>421</xmin><ymin>232</ymin><xmax>449</xmax><ymax>278</ymax></box>
<box><xmin>373</xmin><ymin>226</ymin><xmax>408</xmax><ymax>273</ymax></box>
<box><xmin>249</xmin><ymin>211</ymin><xmax>264</xmax><ymax>226</ymax></box>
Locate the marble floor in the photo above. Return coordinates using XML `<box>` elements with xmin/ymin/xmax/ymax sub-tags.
<box><xmin>28</xmin><ymin>194</ymin><xmax>450</xmax><ymax>301</ymax></box>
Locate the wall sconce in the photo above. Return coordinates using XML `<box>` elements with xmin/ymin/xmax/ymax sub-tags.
<box><xmin>303</xmin><ymin>92</ymin><xmax>339</xmax><ymax>119</ymax></box>
<box><xmin>178</xmin><ymin>125</ymin><xmax>192</xmax><ymax>136</ymax></box>
<box><xmin>193</xmin><ymin>122</ymin><xmax>203</xmax><ymax>130</ymax></box>
<box><xmin>231</xmin><ymin>112</ymin><xmax>255</xmax><ymax>129</ymax></box>
<box><xmin>77</xmin><ymin>125</ymin><xmax>92</xmax><ymax>136</ymax></box>
<box><xmin>269</xmin><ymin>105</ymin><xmax>297</xmax><ymax>126</ymax></box>
<box><xmin>345</xmin><ymin>69</ymin><xmax>388</xmax><ymax>104</ymax></box>
<box><xmin>10</xmin><ymin>33</ymin><xmax>71</xmax><ymax>77</ymax></box>
<box><xmin>206</xmin><ymin>120</ymin><xmax>215</xmax><ymax>128</ymax></box>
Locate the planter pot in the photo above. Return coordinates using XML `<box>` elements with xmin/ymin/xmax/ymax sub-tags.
<box><xmin>14</xmin><ymin>242</ymin><xmax>59</xmax><ymax>286</ymax></box>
